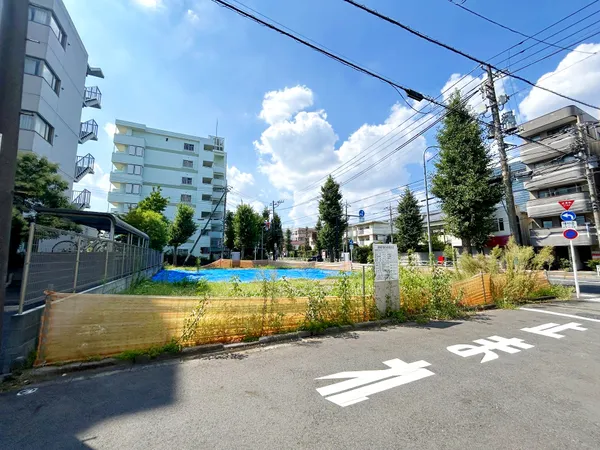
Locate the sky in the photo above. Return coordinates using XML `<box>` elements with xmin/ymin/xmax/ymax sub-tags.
<box><xmin>66</xmin><ymin>0</ymin><xmax>600</xmax><ymax>229</ymax></box>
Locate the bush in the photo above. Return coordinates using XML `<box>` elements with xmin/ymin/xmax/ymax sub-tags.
<box><xmin>586</xmin><ymin>260</ymin><xmax>600</xmax><ymax>271</ymax></box>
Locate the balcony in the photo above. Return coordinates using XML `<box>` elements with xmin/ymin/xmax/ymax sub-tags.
<box><xmin>213</xmin><ymin>164</ymin><xmax>225</xmax><ymax>174</ymax></box>
<box><xmin>107</xmin><ymin>191</ymin><xmax>141</xmax><ymax>204</ymax></box>
<box><xmin>79</xmin><ymin>119</ymin><xmax>98</xmax><ymax>144</ymax></box>
<box><xmin>526</xmin><ymin>191</ymin><xmax>591</xmax><ymax>218</ymax></box>
<box><xmin>530</xmin><ymin>226</ymin><xmax>597</xmax><ymax>247</ymax></box>
<box><xmin>74</xmin><ymin>153</ymin><xmax>94</xmax><ymax>182</ymax></box>
<box><xmin>72</xmin><ymin>189</ymin><xmax>91</xmax><ymax>209</ymax></box>
<box><xmin>209</xmin><ymin>135</ymin><xmax>224</xmax><ymax>152</ymax></box>
<box><xmin>213</xmin><ymin>178</ymin><xmax>225</xmax><ymax>187</ymax></box>
<box><xmin>524</xmin><ymin>162</ymin><xmax>585</xmax><ymax>191</ymax></box>
<box><xmin>520</xmin><ymin>133</ymin><xmax>576</xmax><ymax>165</ymax></box>
<box><xmin>83</xmin><ymin>86</ymin><xmax>102</xmax><ymax>109</ymax></box>
<box><xmin>110</xmin><ymin>170</ymin><xmax>142</xmax><ymax>185</ymax></box>
<box><xmin>112</xmin><ymin>150</ymin><xmax>143</xmax><ymax>165</ymax></box>
<box><xmin>114</xmin><ymin>134</ymin><xmax>145</xmax><ymax>148</ymax></box>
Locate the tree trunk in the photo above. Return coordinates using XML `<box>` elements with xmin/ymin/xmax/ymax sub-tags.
<box><xmin>329</xmin><ymin>248</ymin><xmax>334</xmax><ymax>263</ymax></box>
<box><xmin>173</xmin><ymin>246</ymin><xmax>178</xmax><ymax>266</ymax></box>
<box><xmin>462</xmin><ymin>238</ymin><xmax>472</xmax><ymax>256</ymax></box>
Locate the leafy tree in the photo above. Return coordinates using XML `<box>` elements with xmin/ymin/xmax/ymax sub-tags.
<box><xmin>267</xmin><ymin>213</ymin><xmax>284</xmax><ymax>254</ymax></box>
<box><xmin>10</xmin><ymin>154</ymin><xmax>75</xmax><ymax>266</ymax></box>
<box><xmin>234</xmin><ymin>204</ymin><xmax>260</xmax><ymax>258</ymax></box>
<box><xmin>137</xmin><ymin>186</ymin><xmax>168</xmax><ymax>215</ymax></box>
<box><xmin>395</xmin><ymin>187</ymin><xmax>423</xmax><ymax>253</ymax></box>
<box><xmin>315</xmin><ymin>218</ymin><xmax>323</xmax><ymax>253</ymax></box>
<box><xmin>124</xmin><ymin>208</ymin><xmax>169</xmax><ymax>252</ymax></box>
<box><xmin>317</xmin><ymin>176</ymin><xmax>347</xmax><ymax>262</ymax></box>
<box><xmin>285</xmin><ymin>228</ymin><xmax>293</xmax><ymax>253</ymax></box>
<box><xmin>168</xmin><ymin>203</ymin><xmax>198</xmax><ymax>265</ymax></box>
<box><xmin>431</xmin><ymin>91</ymin><xmax>503</xmax><ymax>254</ymax></box>
<box><xmin>224</xmin><ymin>210</ymin><xmax>235</xmax><ymax>251</ymax></box>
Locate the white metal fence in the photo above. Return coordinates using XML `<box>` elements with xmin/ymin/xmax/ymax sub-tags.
<box><xmin>18</xmin><ymin>224</ymin><xmax>163</xmax><ymax>312</ymax></box>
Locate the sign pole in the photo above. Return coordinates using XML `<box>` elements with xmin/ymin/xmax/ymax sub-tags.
<box><xmin>569</xmin><ymin>239</ymin><xmax>580</xmax><ymax>299</ymax></box>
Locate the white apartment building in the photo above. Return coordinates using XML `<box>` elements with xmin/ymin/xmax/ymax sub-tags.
<box><xmin>347</xmin><ymin>220</ymin><xmax>395</xmax><ymax>247</ymax></box>
<box><xmin>108</xmin><ymin>120</ymin><xmax>227</xmax><ymax>258</ymax></box>
<box><xmin>18</xmin><ymin>0</ymin><xmax>103</xmax><ymax>208</ymax></box>
<box><xmin>290</xmin><ymin>227</ymin><xmax>317</xmax><ymax>249</ymax></box>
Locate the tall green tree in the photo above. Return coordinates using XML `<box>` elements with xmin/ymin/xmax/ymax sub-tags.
<box><xmin>285</xmin><ymin>228</ymin><xmax>293</xmax><ymax>254</ymax></box>
<box><xmin>168</xmin><ymin>203</ymin><xmax>198</xmax><ymax>265</ymax></box>
<box><xmin>234</xmin><ymin>204</ymin><xmax>260</xmax><ymax>258</ymax></box>
<box><xmin>395</xmin><ymin>188</ymin><xmax>423</xmax><ymax>253</ymax></box>
<box><xmin>315</xmin><ymin>218</ymin><xmax>323</xmax><ymax>253</ymax></box>
<box><xmin>431</xmin><ymin>91</ymin><xmax>503</xmax><ymax>254</ymax></box>
<box><xmin>137</xmin><ymin>186</ymin><xmax>168</xmax><ymax>214</ymax></box>
<box><xmin>123</xmin><ymin>187</ymin><xmax>170</xmax><ymax>251</ymax></box>
<box><xmin>224</xmin><ymin>210</ymin><xmax>235</xmax><ymax>251</ymax></box>
<box><xmin>10</xmin><ymin>154</ymin><xmax>75</xmax><ymax>266</ymax></box>
<box><xmin>317</xmin><ymin>176</ymin><xmax>346</xmax><ymax>262</ymax></box>
<box><xmin>267</xmin><ymin>213</ymin><xmax>283</xmax><ymax>254</ymax></box>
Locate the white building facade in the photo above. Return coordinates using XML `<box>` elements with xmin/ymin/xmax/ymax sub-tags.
<box><xmin>19</xmin><ymin>0</ymin><xmax>103</xmax><ymax>208</ymax></box>
<box><xmin>108</xmin><ymin>120</ymin><xmax>227</xmax><ymax>258</ymax></box>
<box><xmin>289</xmin><ymin>227</ymin><xmax>317</xmax><ymax>249</ymax></box>
<box><xmin>347</xmin><ymin>220</ymin><xmax>395</xmax><ymax>246</ymax></box>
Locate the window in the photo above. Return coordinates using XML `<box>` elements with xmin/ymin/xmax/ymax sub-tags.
<box><xmin>576</xmin><ymin>216</ymin><xmax>586</xmax><ymax>226</ymax></box>
<box><xmin>29</xmin><ymin>5</ymin><xmax>66</xmax><ymax>47</ymax></box>
<box><xmin>125</xmin><ymin>184</ymin><xmax>141</xmax><ymax>194</ymax></box>
<box><xmin>24</xmin><ymin>55</ymin><xmax>59</xmax><ymax>92</ymax></box>
<box><xmin>202</xmin><ymin>177</ymin><xmax>212</xmax><ymax>184</ymax></box>
<box><xmin>495</xmin><ymin>217</ymin><xmax>505</xmax><ymax>232</ymax></box>
<box><xmin>182</xmin><ymin>177</ymin><xmax>193</xmax><ymax>185</ymax></box>
<box><xmin>201</xmin><ymin>211</ymin><xmax>211</xmax><ymax>218</ymax></box>
<box><xmin>128</xmin><ymin>146</ymin><xmax>144</xmax><ymax>156</ymax></box>
<box><xmin>127</xmin><ymin>164</ymin><xmax>142</xmax><ymax>175</ymax></box>
<box><xmin>19</xmin><ymin>111</ymin><xmax>53</xmax><ymax>143</ymax></box>
<box><xmin>184</xmin><ymin>143</ymin><xmax>195</xmax><ymax>151</ymax></box>
<box><xmin>542</xmin><ymin>220</ymin><xmax>553</xmax><ymax>229</ymax></box>
<box><xmin>202</xmin><ymin>194</ymin><xmax>211</xmax><ymax>201</ymax></box>
<box><xmin>538</xmin><ymin>185</ymin><xmax>581</xmax><ymax>198</ymax></box>
<box><xmin>183</xmin><ymin>160</ymin><xmax>194</xmax><ymax>168</ymax></box>
<box><xmin>181</xmin><ymin>194</ymin><xmax>192</xmax><ymax>203</ymax></box>
<box><xmin>202</xmin><ymin>160</ymin><xmax>213</xmax><ymax>167</ymax></box>
<box><xmin>125</xmin><ymin>203</ymin><xmax>138</xmax><ymax>211</ymax></box>
<box><xmin>203</xmin><ymin>144</ymin><xmax>213</xmax><ymax>151</ymax></box>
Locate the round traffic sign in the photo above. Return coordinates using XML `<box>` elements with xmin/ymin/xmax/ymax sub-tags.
<box><xmin>359</xmin><ymin>210</ymin><xmax>365</xmax><ymax>218</ymax></box>
<box><xmin>563</xmin><ymin>229</ymin><xmax>579</xmax><ymax>240</ymax></box>
<box><xmin>560</xmin><ymin>211</ymin><xmax>577</xmax><ymax>221</ymax></box>
<box><xmin>349</xmin><ymin>239</ymin><xmax>354</xmax><ymax>245</ymax></box>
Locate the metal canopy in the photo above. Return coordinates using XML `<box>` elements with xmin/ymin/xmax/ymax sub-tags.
<box><xmin>34</xmin><ymin>208</ymin><xmax>149</xmax><ymax>242</ymax></box>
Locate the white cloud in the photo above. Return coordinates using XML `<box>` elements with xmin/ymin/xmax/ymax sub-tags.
<box><xmin>103</xmin><ymin>122</ymin><xmax>117</xmax><ymax>139</ymax></box>
<box><xmin>228</xmin><ymin>165</ymin><xmax>254</xmax><ymax>192</ymax></box>
<box><xmin>254</xmin><ymin>85</ymin><xmax>428</xmax><ymax>226</ymax></box>
<box><xmin>132</xmin><ymin>0</ymin><xmax>163</xmax><ymax>9</ymax></box>
<box><xmin>259</xmin><ymin>86</ymin><xmax>314</xmax><ymax>125</ymax></box>
<box><xmin>441</xmin><ymin>72</ymin><xmax>507</xmax><ymax>114</ymax></box>
<box><xmin>519</xmin><ymin>43</ymin><xmax>600</xmax><ymax>121</ymax></box>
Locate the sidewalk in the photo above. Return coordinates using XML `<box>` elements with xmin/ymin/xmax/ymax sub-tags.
<box><xmin>547</xmin><ymin>270</ymin><xmax>600</xmax><ymax>280</ymax></box>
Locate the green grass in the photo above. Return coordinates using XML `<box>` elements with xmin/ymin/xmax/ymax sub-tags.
<box><xmin>115</xmin><ymin>340</ymin><xmax>182</xmax><ymax>362</ymax></box>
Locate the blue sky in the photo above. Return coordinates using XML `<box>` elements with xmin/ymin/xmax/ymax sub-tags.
<box><xmin>67</xmin><ymin>0</ymin><xmax>600</xmax><ymax>227</ymax></box>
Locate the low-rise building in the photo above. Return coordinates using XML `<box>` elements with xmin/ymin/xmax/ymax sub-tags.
<box><xmin>289</xmin><ymin>227</ymin><xmax>317</xmax><ymax>249</ymax></box>
<box><xmin>347</xmin><ymin>220</ymin><xmax>394</xmax><ymax>247</ymax></box>
<box><xmin>518</xmin><ymin>105</ymin><xmax>600</xmax><ymax>267</ymax></box>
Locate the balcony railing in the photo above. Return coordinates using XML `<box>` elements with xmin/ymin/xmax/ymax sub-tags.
<box><xmin>79</xmin><ymin>119</ymin><xmax>99</xmax><ymax>144</ymax></box>
<box><xmin>524</xmin><ymin>162</ymin><xmax>585</xmax><ymax>191</ymax></box>
<box><xmin>72</xmin><ymin>189</ymin><xmax>91</xmax><ymax>209</ymax></box>
<box><xmin>83</xmin><ymin>86</ymin><xmax>102</xmax><ymax>109</ymax></box>
<box><xmin>74</xmin><ymin>153</ymin><xmax>95</xmax><ymax>182</ymax></box>
<box><xmin>520</xmin><ymin>131</ymin><xmax>577</xmax><ymax>165</ymax></box>
<box><xmin>526</xmin><ymin>191</ymin><xmax>591</xmax><ymax>218</ymax></box>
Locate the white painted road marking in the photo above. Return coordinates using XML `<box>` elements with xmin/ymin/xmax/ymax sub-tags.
<box><xmin>522</xmin><ymin>322</ymin><xmax>587</xmax><ymax>339</ymax></box>
<box><xmin>447</xmin><ymin>336</ymin><xmax>534</xmax><ymax>363</ymax></box>
<box><xmin>16</xmin><ymin>388</ymin><xmax>38</xmax><ymax>396</ymax></box>
<box><xmin>316</xmin><ymin>359</ymin><xmax>435</xmax><ymax>407</ymax></box>
<box><xmin>520</xmin><ymin>307</ymin><xmax>600</xmax><ymax>323</ymax></box>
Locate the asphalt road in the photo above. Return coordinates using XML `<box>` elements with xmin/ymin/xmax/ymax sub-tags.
<box><xmin>549</xmin><ymin>275</ymin><xmax>600</xmax><ymax>297</ymax></box>
<box><xmin>2</xmin><ymin>302</ymin><xmax>600</xmax><ymax>449</ymax></box>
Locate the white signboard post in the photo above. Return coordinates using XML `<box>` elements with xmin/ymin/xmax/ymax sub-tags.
<box><xmin>373</xmin><ymin>244</ymin><xmax>400</xmax><ymax>313</ymax></box>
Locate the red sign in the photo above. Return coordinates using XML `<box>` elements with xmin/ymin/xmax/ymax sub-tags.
<box><xmin>559</xmin><ymin>200</ymin><xmax>575</xmax><ymax>210</ymax></box>
<box><xmin>563</xmin><ymin>229</ymin><xmax>579</xmax><ymax>240</ymax></box>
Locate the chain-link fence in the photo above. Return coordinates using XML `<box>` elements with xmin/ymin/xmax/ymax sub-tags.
<box><xmin>19</xmin><ymin>224</ymin><xmax>163</xmax><ymax>312</ymax></box>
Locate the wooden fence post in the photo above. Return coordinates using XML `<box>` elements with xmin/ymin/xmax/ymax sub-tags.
<box><xmin>480</xmin><ymin>272</ymin><xmax>488</xmax><ymax>304</ymax></box>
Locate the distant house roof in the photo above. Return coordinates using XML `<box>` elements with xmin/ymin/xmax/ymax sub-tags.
<box><xmin>34</xmin><ymin>208</ymin><xmax>149</xmax><ymax>241</ymax></box>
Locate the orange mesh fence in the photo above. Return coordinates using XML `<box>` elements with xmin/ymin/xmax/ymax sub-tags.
<box><xmin>35</xmin><ymin>292</ymin><xmax>375</xmax><ymax>366</ymax></box>
<box><xmin>452</xmin><ymin>273</ymin><xmax>493</xmax><ymax>307</ymax></box>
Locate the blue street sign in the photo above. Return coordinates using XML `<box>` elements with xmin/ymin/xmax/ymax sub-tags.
<box><xmin>349</xmin><ymin>239</ymin><xmax>354</xmax><ymax>245</ymax></box>
<box><xmin>359</xmin><ymin>210</ymin><xmax>365</xmax><ymax>218</ymax></box>
<box><xmin>563</xmin><ymin>229</ymin><xmax>579</xmax><ymax>240</ymax></box>
<box><xmin>560</xmin><ymin>211</ymin><xmax>577</xmax><ymax>221</ymax></box>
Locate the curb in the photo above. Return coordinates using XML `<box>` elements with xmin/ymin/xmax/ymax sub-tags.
<box><xmin>15</xmin><ymin>319</ymin><xmax>394</xmax><ymax>383</ymax></box>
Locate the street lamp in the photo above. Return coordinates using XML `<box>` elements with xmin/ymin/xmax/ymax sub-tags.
<box><xmin>423</xmin><ymin>145</ymin><xmax>441</xmax><ymax>260</ymax></box>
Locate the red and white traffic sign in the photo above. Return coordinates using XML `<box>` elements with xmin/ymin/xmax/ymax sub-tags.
<box><xmin>563</xmin><ymin>229</ymin><xmax>579</xmax><ymax>240</ymax></box>
<box><xmin>559</xmin><ymin>200</ymin><xmax>575</xmax><ymax>210</ymax></box>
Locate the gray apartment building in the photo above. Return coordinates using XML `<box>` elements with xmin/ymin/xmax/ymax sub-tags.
<box><xmin>519</xmin><ymin>105</ymin><xmax>600</xmax><ymax>267</ymax></box>
<box><xmin>18</xmin><ymin>0</ymin><xmax>103</xmax><ymax>208</ymax></box>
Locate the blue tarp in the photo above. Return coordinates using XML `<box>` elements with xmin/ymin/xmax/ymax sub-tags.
<box><xmin>152</xmin><ymin>268</ymin><xmax>343</xmax><ymax>283</ymax></box>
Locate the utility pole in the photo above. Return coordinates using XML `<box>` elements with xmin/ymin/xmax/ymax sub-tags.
<box><xmin>344</xmin><ymin>201</ymin><xmax>350</xmax><ymax>253</ymax></box>
<box><xmin>220</xmin><ymin>188</ymin><xmax>227</xmax><ymax>260</ymax></box>
<box><xmin>485</xmin><ymin>65</ymin><xmax>521</xmax><ymax>245</ymax></box>
<box><xmin>0</xmin><ymin>1</ymin><xmax>28</xmax><ymax>352</ymax></box>
<box><xmin>383</xmin><ymin>204</ymin><xmax>394</xmax><ymax>244</ymax></box>
<box><xmin>578</xmin><ymin>122</ymin><xmax>600</xmax><ymax>231</ymax></box>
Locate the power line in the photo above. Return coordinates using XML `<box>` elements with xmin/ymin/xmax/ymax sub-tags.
<box><xmin>449</xmin><ymin>0</ymin><xmax>597</xmax><ymax>55</ymax></box>
<box><xmin>341</xmin><ymin>0</ymin><xmax>600</xmax><ymax>110</ymax></box>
